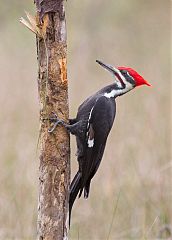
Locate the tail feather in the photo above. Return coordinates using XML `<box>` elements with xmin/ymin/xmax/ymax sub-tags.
<box><xmin>69</xmin><ymin>171</ymin><xmax>82</xmax><ymax>227</ymax></box>
<box><xmin>84</xmin><ymin>180</ymin><xmax>91</xmax><ymax>198</ymax></box>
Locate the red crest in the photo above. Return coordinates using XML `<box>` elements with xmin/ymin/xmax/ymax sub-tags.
<box><xmin>118</xmin><ymin>67</ymin><xmax>151</xmax><ymax>87</ymax></box>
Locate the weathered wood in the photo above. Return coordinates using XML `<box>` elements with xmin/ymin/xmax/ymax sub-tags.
<box><xmin>35</xmin><ymin>1</ymin><xmax>70</xmax><ymax>239</ymax></box>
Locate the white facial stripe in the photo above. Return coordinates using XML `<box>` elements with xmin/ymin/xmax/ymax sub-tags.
<box><xmin>118</xmin><ymin>70</ymin><xmax>134</xmax><ymax>88</ymax></box>
<box><xmin>114</xmin><ymin>78</ymin><xmax>123</xmax><ymax>88</ymax></box>
<box><xmin>114</xmin><ymin>68</ymin><xmax>126</xmax><ymax>82</ymax></box>
<box><xmin>122</xmin><ymin>77</ymin><xmax>133</xmax><ymax>90</ymax></box>
<box><xmin>114</xmin><ymin>68</ymin><xmax>135</xmax><ymax>88</ymax></box>
<box><xmin>113</xmin><ymin>68</ymin><xmax>133</xmax><ymax>90</ymax></box>
<box><xmin>102</xmin><ymin>66</ymin><xmax>135</xmax><ymax>99</ymax></box>
<box><xmin>126</xmin><ymin>71</ymin><xmax>134</xmax><ymax>81</ymax></box>
<box><xmin>104</xmin><ymin>68</ymin><xmax>134</xmax><ymax>99</ymax></box>
<box><xmin>117</xmin><ymin>69</ymin><xmax>134</xmax><ymax>92</ymax></box>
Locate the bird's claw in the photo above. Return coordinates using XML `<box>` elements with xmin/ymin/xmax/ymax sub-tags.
<box><xmin>48</xmin><ymin>112</ymin><xmax>62</xmax><ymax>133</ymax></box>
<box><xmin>48</xmin><ymin>121</ymin><xmax>61</xmax><ymax>133</ymax></box>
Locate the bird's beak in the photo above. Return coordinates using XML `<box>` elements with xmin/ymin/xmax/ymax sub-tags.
<box><xmin>144</xmin><ymin>81</ymin><xmax>152</xmax><ymax>87</ymax></box>
<box><xmin>96</xmin><ymin>60</ymin><xmax>119</xmax><ymax>75</ymax></box>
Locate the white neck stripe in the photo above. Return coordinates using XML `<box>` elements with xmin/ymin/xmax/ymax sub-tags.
<box><xmin>104</xmin><ymin>83</ymin><xmax>133</xmax><ymax>98</ymax></box>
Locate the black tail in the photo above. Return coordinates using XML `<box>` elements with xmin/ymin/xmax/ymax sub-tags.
<box><xmin>84</xmin><ymin>179</ymin><xmax>91</xmax><ymax>198</ymax></box>
<box><xmin>69</xmin><ymin>171</ymin><xmax>82</xmax><ymax>227</ymax></box>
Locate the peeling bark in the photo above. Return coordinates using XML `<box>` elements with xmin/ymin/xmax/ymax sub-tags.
<box><xmin>35</xmin><ymin>0</ymin><xmax>64</xmax><ymax>21</ymax></box>
<box><xmin>35</xmin><ymin>1</ymin><xmax>70</xmax><ymax>239</ymax></box>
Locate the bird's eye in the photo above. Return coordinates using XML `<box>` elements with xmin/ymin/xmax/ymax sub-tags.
<box><xmin>123</xmin><ymin>70</ymin><xmax>128</xmax><ymax>74</ymax></box>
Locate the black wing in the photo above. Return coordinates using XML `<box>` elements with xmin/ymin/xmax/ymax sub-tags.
<box><xmin>79</xmin><ymin>96</ymin><xmax>116</xmax><ymax>197</ymax></box>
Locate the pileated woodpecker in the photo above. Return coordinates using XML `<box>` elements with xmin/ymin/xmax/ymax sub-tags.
<box><xmin>48</xmin><ymin>60</ymin><xmax>151</xmax><ymax>225</ymax></box>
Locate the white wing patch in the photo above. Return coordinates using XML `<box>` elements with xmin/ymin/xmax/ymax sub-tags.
<box><xmin>88</xmin><ymin>138</ymin><xmax>94</xmax><ymax>148</ymax></box>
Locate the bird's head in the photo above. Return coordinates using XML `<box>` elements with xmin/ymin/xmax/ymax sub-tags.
<box><xmin>96</xmin><ymin>60</ymin><xmax>151</xmax><ymax>96</ymax></box>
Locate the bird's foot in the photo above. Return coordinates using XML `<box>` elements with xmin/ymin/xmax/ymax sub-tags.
<box><xmin>48</xmin><ymin>112</ymin><xmax>63</xmax><ymax>133</ymax></box>
<box><xmin>42</xmin><ymin>112</ymin><xmax>63</xmax><ymax>133</ymax></box>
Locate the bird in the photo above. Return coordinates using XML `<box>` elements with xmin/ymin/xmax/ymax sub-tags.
<box><xmin>48</xmin><ymin>59</ymin><xmax>151</xmax><ymax>226</ymax></box>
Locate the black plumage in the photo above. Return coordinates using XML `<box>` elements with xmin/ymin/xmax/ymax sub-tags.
<box><xmin>56</xmin><ymin>84</ymin><xmax>117</xmax><ymax>225</ymax></box>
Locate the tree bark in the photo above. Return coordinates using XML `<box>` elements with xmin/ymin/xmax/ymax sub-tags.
<box><xmin>35</xmin><ymin>1</ymin><xmax>70</xmax><ymax>239</ymax></box>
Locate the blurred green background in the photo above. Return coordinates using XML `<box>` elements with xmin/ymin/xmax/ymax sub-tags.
<box><xmin>0</xmin><ymin>0</ymin><xmax>171</xmax><ymax>239</ymax></box>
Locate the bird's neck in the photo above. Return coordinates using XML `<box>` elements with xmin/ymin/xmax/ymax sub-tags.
<box><xmin>103</xmin><ymin>82</ymin><xmax>133</xmax><ymax>98</ymax></box>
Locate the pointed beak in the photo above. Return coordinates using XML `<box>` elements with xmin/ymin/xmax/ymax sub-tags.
<box><xmin>145</xmin><ymin>81</ymin><xmax>152</xmax><ymax>87</ymax></box>
<box><xmin>96</xmin><ymin>60</ymin><xmax>118</xmax><ymax>75</ymax></box>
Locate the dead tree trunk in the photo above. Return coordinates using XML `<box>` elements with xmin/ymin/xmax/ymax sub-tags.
<box><xmin>34</xmin><ymin>1</ymin><xmax>70</xmax><ymax>239</ymax></box>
